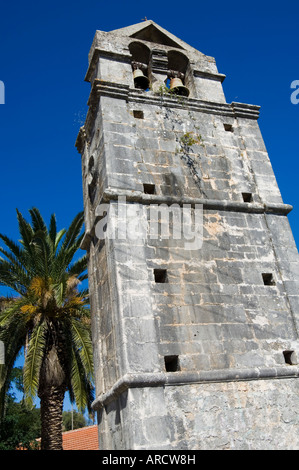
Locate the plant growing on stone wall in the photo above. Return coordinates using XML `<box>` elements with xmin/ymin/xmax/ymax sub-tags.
<box><xmin>176</xmin><ymin>131</ymin><xmax>206</xmax><ymax>193</ymax></box>
<box><xmin>156</xmin><ymin>95</ymin><xmax>206</xmax><ymax>194</ymax></box>
<box><xmin>154</xmin><ymin>83</ymin><xmax>186</xmax><ymax>105</ymax></box>
<box><xmin>156</xmin><ymin>83</ymin><xmax>171</xmax><ymax>96</ymax></box>
<box><xmin>180</xmin><ymin>131</ymin><xmax>203</xmax><ymax>148</ymax></box>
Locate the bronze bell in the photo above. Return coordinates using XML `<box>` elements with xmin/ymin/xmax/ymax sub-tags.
<box><xmin>169</xmin><ymin>77</ymin><xmax>190</xmax><ymax>97</ymax></box>
<box><xmin>133</xmin><ymin>68</ymin><xmax>150</xmax><ymax>90</ymax></box>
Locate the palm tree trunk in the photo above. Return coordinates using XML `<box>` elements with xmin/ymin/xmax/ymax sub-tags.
<box><xmin>40</xmin><ymin>386</ymin><xmax>65</xmax><ymax>450</ymax></box>
<box><xmin>39</xmin><ymin>322</ymin><xmax>67</xmax><ymax>450</ymax></box>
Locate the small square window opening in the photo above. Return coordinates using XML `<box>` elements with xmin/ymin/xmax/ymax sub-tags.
<box><xmin>262</xmin><ymin>273</ymin><xmax>275</xmax><ymax>286</ymax></box>
<box><xmin>283</xmin><ymin>350</ymin><xmax>297</xmax><ymax>365</ymax></box>
<box><xmin>242</xmin><ymin>192</ymin><xmax>253</xmax><ymax>203</ymax></box>
<box><xmin>224</xmin><ymin>123</ymin><xmax>234</xmax><ymax>132</ymax></box>
<box><xmin>164</xmin><ymin>355</ymin><xmax>180</xmax><ymax>372</ymax></box>
<box><xmin>154</xmin><ymin>269</ymin><xmax>168</xmax><ymax>283</ymax></box>
<box><xmin>143</xmin><ymin>183</ymin><xmax>156</xmax><ymax>195</ymax></box>
<box><xmin>133</xmin><ymin>110</ymin><xmax>144</xmax><ymax>119</ymax></box>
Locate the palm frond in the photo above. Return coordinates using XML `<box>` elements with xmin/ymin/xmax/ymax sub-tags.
<box><xmin>54</xmin><ymin>229</ymin><xmax>66</xmax><ymax>253</ymax></box>
<box><xmin>30</xmin><ymin>229</ymin><xmax>52</xmax><ymax>277</ymax></box>
<box><xmin>0</xmin><ymin>259</ymin><xmax>29</xmax><ymax>294</ymax></box>
<box><xmin>70</xmin><ymin>318</ymin><xmax>93</xmax><ymax>381</ymax></box>
<box><xmin>0</xmin><ymin>308</ymin><xmax>28</xmax><ymax>420</ymax></box>
<box><xmin>68</xmin><ymin>255</ymin><xmax>88</xmax><ymax>278</ymax></box>
<box><xmin>0</xmin><ymin>246</ymin><xmax>22</xmax><ymax>267</ymax></box>
<box><xmin>0</xmin><ymin>234</ymin><xmax>26</xmax><ymax>265</ymax></box>
<box><xmin>23</xmin><ymin>319</ymin><xmax>47</xmax><ymax>407</ymax></box>
<box><xmin>29</xmin><ymin>208</ymin><xmax>48</xmax><ymax>235</ymax></box>
<box><xmin>48</xmin><ymin>214</ymin><xmax>57</xmax><ymax>244</ymax></box>
<box><xmin>53</xmin><ymin>237</ymin><xmax>84</xmax><ymax>281</ymax></box>
<box><xmin>77</xmin><ymin>273</ymin><xmax>88</xmax><ymax>282</ymax></box>
<box><xmin>52</xmin><ymin>279</ymin><xmax>66</xmax><ymax>308</ymax></box>
<box><xmin>69</xmin><ymin>348</ymin><xmax>94</xmax><ymax>412</ymax></box>
<box><xmin>0</xmin><ymin>300</ymin><xmax>24</xmax><ymax>327</ymax></box>
<box><xmin>0</xmin><ymin>246</ymin><xmax>31</xmax><ymax>288</ymax></box>
<box><xmin>16</xmin><ymin>209</ymin><xmax>34</xmax><ymax>254</ymax></box>
<box><xmin>60</xmin><ymin>212</ymin><xmax>84</xmax><ymax>252</ymax></box>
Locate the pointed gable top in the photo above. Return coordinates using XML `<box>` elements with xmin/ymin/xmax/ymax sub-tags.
<box><xmin>109</xmin><ymin>20</ymin><xmax>198</xmax><ymax>53</ymax></box>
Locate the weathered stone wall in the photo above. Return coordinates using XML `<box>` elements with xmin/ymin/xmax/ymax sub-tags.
<box><xmin>164</xmin><ymin>379</ymin><xmax>299</xmax><ymax>450</ymax></box>
<box><xmin>83</xmin><ymin>92</ymin><xmax>299</xmax><ymax>381</ymax></box>
<box><xmin>97</xmin><ymin>378</ymin><xmax>299</xmax><ymax>450</ymax></box>
<box><xmin>149</xmin><ymin>210</ymin><xmax>299</xmax><ymax>372</ymax></box>
<box><xmin>82</xmin><ymin>93</ymin><xmax>283</xmax><ymax>207</ymax></box>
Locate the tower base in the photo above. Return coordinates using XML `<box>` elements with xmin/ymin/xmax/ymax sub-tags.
<box><xmin>95</xmin><ymin>369</ymin><xmax>299</xmax><ymax>450</ymax></box>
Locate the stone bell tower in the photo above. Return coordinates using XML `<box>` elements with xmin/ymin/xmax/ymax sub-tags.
<box><xmin>76</xmin><ymin>21</ymin><xmax>299</xmax><ymax>450</ymax></box>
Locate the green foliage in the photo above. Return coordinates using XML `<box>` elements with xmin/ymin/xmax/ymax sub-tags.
<box><xmin>154</xmin><ymin>83</ymin><xmax>186</xmax><ymax>104</ymax></box>
<box><xmin>0</xmin><ymin>399</ymin><xmax>41</xmax><ymax>450</ymax></box>
<box><xmin>0</xmin><ymin>367</ymin><xmax>41</xmax><ymax>450</ymax></box>
<box><xmin>156</xmin><ymin>83</ymin><xmax>172</xmax><ymax>96</ymax></box>
<box><xmin>179</xmin><ymin>131</ymin><xmax>203</xmax><ymax>147</ymax></box>
<box><xmin>62</xmin><ymin>410</ymin><xmax>87</xmax><ymax>432</ymax></box>
<box><xmin>0</xmin><ymin>208</ymin><xmax>94</xmax><ymax>438</ymax></box>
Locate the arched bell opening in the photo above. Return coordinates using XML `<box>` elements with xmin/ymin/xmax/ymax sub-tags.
<box><xmin>129</xmin><ymin>42</ymin><xmax>151</xmax><ymax>91</ymax></box>
<box><xmin>167</xmin><ymin>50</ymin><xmax>191</xmax><ymax>97</ymax></box>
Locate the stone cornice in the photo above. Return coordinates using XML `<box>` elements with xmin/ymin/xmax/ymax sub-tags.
<box><xmin>90</xmin><ymin>80</ymin><xmax>260</xmax><ymax>119</ymax></box>
<box><xmin>79</xmin><ymin>188</ymin><xmax>293</xmax><ymax>251</ymax></box>
<box><xmin>88</xmin><ymin>79</ymin><xmax>130</xmax><ymax>105</ymax></box>
<box><xmin>75</xmin><ymin>80</ymin><xmax>261</xmax><ymax>152</ymax></box>
<box><xmin>231</xmin><ymin>101</ymin><xmax>261</xmax><ymax>119</ymax></box>
<box><xmin>92</xmin><ymin>366</ymin><xmax>299</xmax><ymax>409</ymax></box>
<box><xmin>101</xmin><ymin>188</ymin><xmax>292</xmax><ymax>215</ymax></box>
<box><xmin>193</xmin><ymin>69</ymin><xmax>226</xmax><ymax>83</ymax></box>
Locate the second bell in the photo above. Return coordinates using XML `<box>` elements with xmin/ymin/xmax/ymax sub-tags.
<box><xmin>133</xmin><ymin>68</ymin><xmax>150</xmax><ymax>90</ymax></box>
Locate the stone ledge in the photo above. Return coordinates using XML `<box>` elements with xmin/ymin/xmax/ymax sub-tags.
<box><xmin>193</xmin><ymin>69</ymin><xmax>226</xmax><ymax>83</ymax></box>
<box><xmin>92</xmin><ymin>366</ymin><xmax>299</xmax><ymax>409</ymax></box>
<box><xmin>75</xmin><ymin>83</ymin><xmax>262</xmax><ymax>151</ymax></box>
<box><xmin>129</xmin><ymin>90</ymin><xmax>260</xmax><ymax>119</ymax></box>
<box><xmin>80</xmin><ymin>189</ymin><xmax>293</xmax><ymax>251</ymax></box>
<box><xmin>231</xmin><ymin>101</ymin><xmax>261</xmax><ymax>119</ymax></box>
<box><xmin>87</xmin><ymin>79</ymin><xmax>130</xmax><ymax>105</ymax></box>
<box><xmin>80</xmin><ymin>80</ymin><xmax>261</xmax><ymax>123</ymax></box>
<box><xmin>102</xmin><ymin>188</ymin><xmax>293</xmax><ymax>215</ymax></box>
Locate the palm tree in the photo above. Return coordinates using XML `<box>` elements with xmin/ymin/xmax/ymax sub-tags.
<box><xmin>0</xmin><ymin>208</ymin><xmax>94</xmax><ymax>450</ymax></box>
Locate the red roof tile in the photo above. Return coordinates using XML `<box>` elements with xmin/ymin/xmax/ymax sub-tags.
<box><xmin>62</xmin><ymin>425</ymin><xmax>99</xmax><ymax>450</ymax></box>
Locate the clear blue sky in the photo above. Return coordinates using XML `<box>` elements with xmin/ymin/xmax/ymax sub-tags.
<box><xmin>0</xmin><ymin>0</ymin><xmax>298</xmax><ymax>410</ymax></box>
